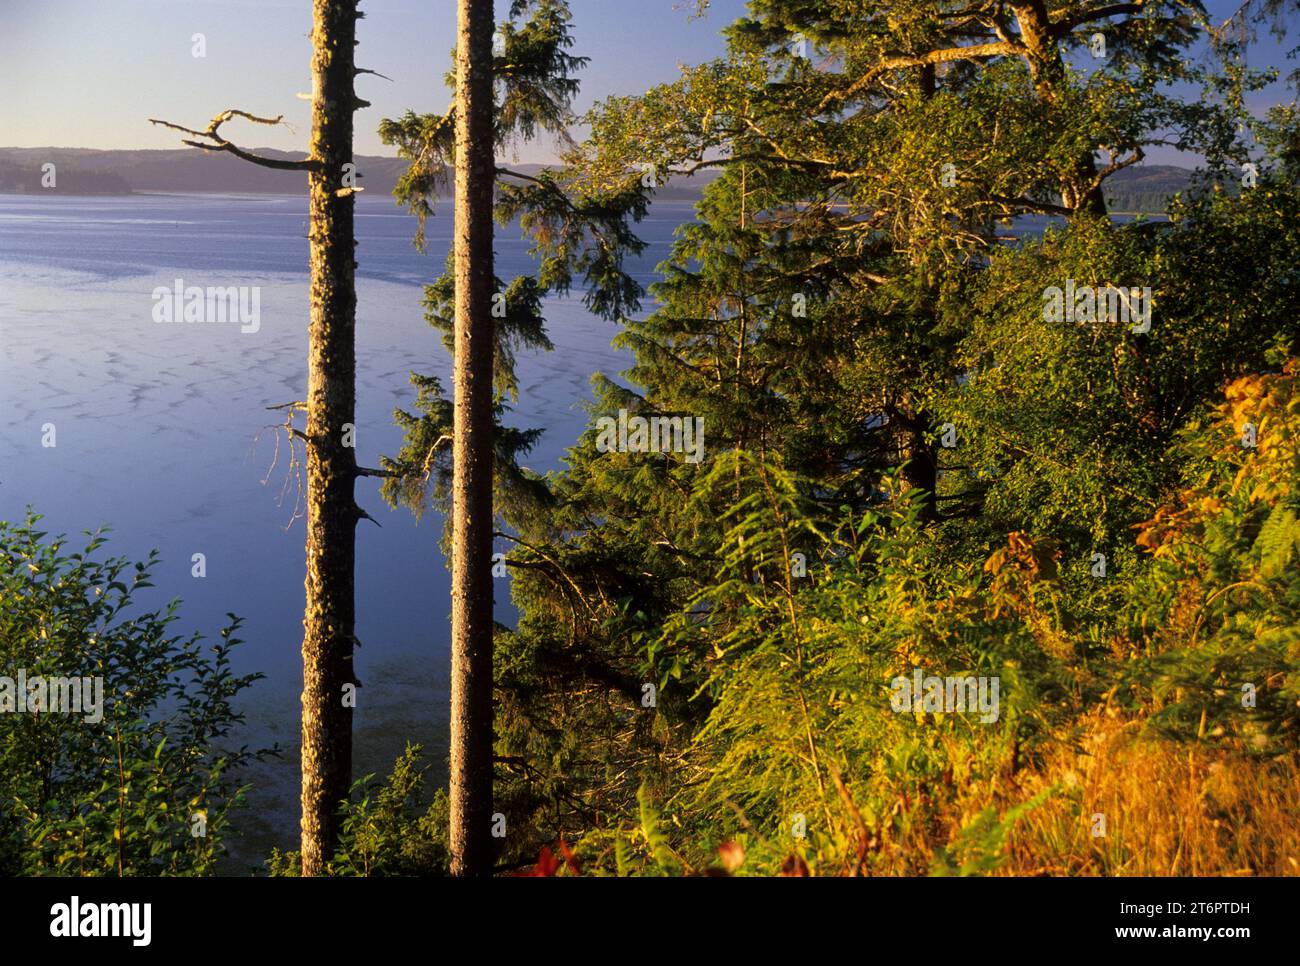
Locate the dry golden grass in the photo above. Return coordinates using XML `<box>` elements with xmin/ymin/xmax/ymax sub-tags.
<box><xmin>985</xmin><ymin>712</ymin><xmax>1300</xmax><ymax>876</ymax></box>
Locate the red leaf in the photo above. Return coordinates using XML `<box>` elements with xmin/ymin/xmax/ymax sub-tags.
<box><xmin>717</xmin><ymin>840</ymin><xmax>746</xmax><ymax>874</ymax></box>
<box><xmin>512</xmin><ymin>845</ymin><xmax>561</xmax><ymax>877</ymax></box>
<box><xmin>779</xmin><ymin>853</ymin><xmax>810</xmax><ymax>877</ymax></box>
<box><xmin>535</xmin><ymin>846</ymin><xmax>560</xmax><ymax>877</ymax></box>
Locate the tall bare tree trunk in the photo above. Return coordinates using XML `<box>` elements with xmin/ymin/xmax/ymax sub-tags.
<box><xmin>449</xmin><ymin>0</ymin><xmax>497</xmax><ymax>878</ymax></box>
<box><xmin>300</xmin><ymin>0</ymin><xmax>361</xmax><ymax>877</ymax></box>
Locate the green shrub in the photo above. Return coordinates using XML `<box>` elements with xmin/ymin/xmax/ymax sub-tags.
<box><xmin>0</xmin><ymin>514</ymin><xmax>266</xmax><ymax>875</ymax></box>
<box><xmin>267</xmin><ymin>744</ymin><xmax>450</xmax><ymax>876</ymax></box>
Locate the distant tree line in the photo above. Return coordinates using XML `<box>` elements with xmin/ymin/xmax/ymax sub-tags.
<box><xmin>0</xmin><ymin>160</ymin><xmax>131</xmax><ymax>195</ymax></box>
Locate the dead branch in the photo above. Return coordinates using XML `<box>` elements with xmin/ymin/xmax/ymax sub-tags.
<box><xmin>149</xmin><ymin>110</ymin><xmax>317</xmax><ymax>172</ymax></box>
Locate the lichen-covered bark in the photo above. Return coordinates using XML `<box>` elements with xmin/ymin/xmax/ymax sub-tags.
<box><xmin>300</xmin><ymin>0</ymin><xmax>360</xmax><ymax>877</ymax></box>
<box><xmin>1010</xmin><ymin>0</ymin><xmax>1108</xmax><ymax>218</ymax></box>
<box><xmin>449</xmin><ymin>0</ymin><xmax>497</xmax><ymax>878</ymax></box>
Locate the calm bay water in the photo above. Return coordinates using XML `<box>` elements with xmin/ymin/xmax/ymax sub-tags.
<box><xmin>0</xmin><ymin>191</ymin><xmax>692</xmax><ymax>870</ymax></box>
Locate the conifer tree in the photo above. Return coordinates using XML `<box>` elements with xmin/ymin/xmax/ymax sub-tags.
<box><xmin>379</xmin><ymin>0</ymin><xmax>650</xmax><ymax>876</ymax></box>
<box><xmin>473</xmin><ymin>0</ymin><xmax>1285</xmax><ymax>866</ymax></box>
<box><xmin>152</xmin><ymin>0</ymin><xmax>377</xmax><ymax>875</ymax></box>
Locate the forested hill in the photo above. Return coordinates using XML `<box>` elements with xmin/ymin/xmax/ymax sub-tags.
<box><xmin>0</xmin><ymin>146</ymin><xmax>1190</xmax><ymax>210</ymax></box>
<box><xmin>1100</xmin><ymin>164</ymin><xmax>1193</xmax><ymax>213</ymax></box>
<box><xmin>0</xmin><ymin>147</ymin><xmax>402</xmax><ymax>196</ymax></box>
<box><xmin>0</xmin><ymin>157</ymin><xmax>131</xmax><ymax>195</ymax></box>
<box><xmin>0</xmin><ymin>147</ymin><xmax>714</xmax><ymax>200</ymax></box>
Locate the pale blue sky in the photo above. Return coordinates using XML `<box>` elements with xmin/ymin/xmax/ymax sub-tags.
<box><xmin>2</xmin><ymin>0</ymin><xmax>1294</xmax><ymax>161</ymax></box>
<box><xmin>1</xmin><ymin>0</ymin><xmax>750</xmax><ymax>158</ymax></box>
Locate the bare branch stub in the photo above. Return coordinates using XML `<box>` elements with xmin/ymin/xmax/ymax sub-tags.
<box><xmin>149</xmin><ymin>110</ymin><xmax>318</xmax><ymax>172</ymax></box>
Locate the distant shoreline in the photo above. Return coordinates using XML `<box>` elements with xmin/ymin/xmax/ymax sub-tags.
<box><xmin>0</xmin><ymin>148</ymin><xmax>1195</xmax><ymax>210</ymax></box>
<box><xmin>0</xmin><ymin>191</ymin><xmax>1171</xmax><ymax>221</ymax></box>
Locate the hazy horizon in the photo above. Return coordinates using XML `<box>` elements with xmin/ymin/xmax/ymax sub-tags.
<box><xmin>3</xmin><ymin>0</ymin><xmax>750</xmax><ymax>161</ymax></box>
<box><xmin>4</xmin><ymin>0</ymin><xmax>1297</xmax><ymax>166</ymax></box>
